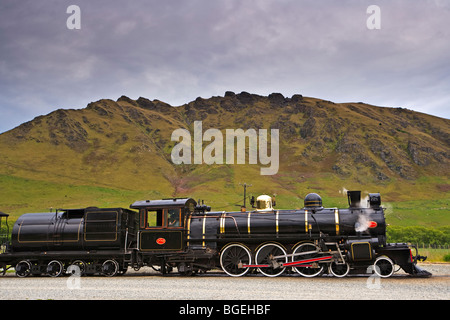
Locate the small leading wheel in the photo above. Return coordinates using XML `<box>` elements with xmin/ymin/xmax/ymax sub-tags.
<box><xmin>292</xmin><ymin>243</ymin><xmax>324</xmax><ymax>277</ymax></box>
<box><xmin>255</xmin><ymin>243</ymin><xmax>288</xmax><ymax>277</ymax></box>
<box><xmin>373</xmin><ymin>256</ymin><xmax>394</xmax><ymax>278</ymax></box>
<box><xmin>329</xmin><ymin>261</ymin><xmax>350</xmax><ymax>277</ymax></box>
<box><xmin>47</xmin><ymin>260</ymin><xmax>64</xmax><ymax>277</ymax></box>
<box><xmin>102</xmin><ymin>259</ymin><xmax>119</xmax><ymax>277</ymax></box>
<box><xmin>15</xmin><ymin>260</ymin><xmax>31</xmax><ymax>278</ymax></box>
<box><xmin>220</xmin><ymin>243</ymin><xmax>252</xmax><ymax>277</ymax></box>
<box><xmin>67</xmin><ymin>260</ymin><xmax>86</xmax><ymax>276</ymax></box>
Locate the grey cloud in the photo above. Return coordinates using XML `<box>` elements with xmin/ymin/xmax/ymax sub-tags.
<box><xmin>0</xmin><ymin>0</ymin><xmax>449</xmax><ymax>133</ymax></box>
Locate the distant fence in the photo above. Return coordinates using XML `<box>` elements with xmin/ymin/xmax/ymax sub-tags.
<box><xmin>414</xmin><ymin>243</ymin><xmax>450</xmax><ymax>250</ymax></box>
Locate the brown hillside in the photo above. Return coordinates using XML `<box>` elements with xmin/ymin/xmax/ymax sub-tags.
<box><xmin>0</xmin><ymin>92</ymin><xmax>449</xmax><ymax>215</ymax></box>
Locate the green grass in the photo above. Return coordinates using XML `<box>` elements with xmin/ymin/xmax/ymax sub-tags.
<box><xmin>2</xmin><ymin>172</ymin><xmax>449</xmax><ymax>227</ymax></box>
<box><xmin>0</xmin><ymin>174</ymin><xmax>151</xmax><ymax>219</ymax></box>
<box><xmin>384</xmin><ymin>199</ymin><xmax>450</xmax><ymax>228</ymax></box>
<box><xmin>416</xmin><ymin>248</ymin><xmax>450</xmax><ymax>263</ymax></box>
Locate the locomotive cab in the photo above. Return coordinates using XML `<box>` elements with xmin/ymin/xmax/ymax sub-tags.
<box><xmin>0</xmin><ymin>212</ymin><xmax>10</xmax><ymax>254</ymax></box>
<box><xmin>130</xmin><ymin>198</ymin><xmax>196</xmax><ymax>252</ymax></box>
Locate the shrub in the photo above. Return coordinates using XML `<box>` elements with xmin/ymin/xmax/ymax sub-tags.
<box><xmin>386</xmin><ymin>226</ymin><xmax>450</xmax><ymax>245</ymax></box>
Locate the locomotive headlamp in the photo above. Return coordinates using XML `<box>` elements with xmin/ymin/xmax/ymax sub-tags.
<box><xmin>368</xmin><ymin>193</ymin><xmax>381</xmax><ymax>209</ymax></box>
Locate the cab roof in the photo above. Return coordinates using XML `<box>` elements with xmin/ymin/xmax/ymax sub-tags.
<box><xmin>130</xmin><ymin>198</ymin><xmax>196</xmax><ymax>209</ymax></box>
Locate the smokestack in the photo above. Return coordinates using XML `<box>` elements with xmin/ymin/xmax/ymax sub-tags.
<box><xmin>347</xmin><ymin>191</ymin><xmax>361</xmax><ymax>208</ymax></box>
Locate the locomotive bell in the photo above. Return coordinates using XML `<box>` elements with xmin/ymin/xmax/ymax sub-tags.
<box><xmin>304</xmin><ymin>193</ymin><xmax>323</xmax><ymax>210</ymax></box>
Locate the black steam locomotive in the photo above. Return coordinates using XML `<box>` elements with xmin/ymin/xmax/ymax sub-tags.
<box><xmin>0</xmin><ymin>191</ymin><xmax>431</xmax><ymax>278</ymax></box>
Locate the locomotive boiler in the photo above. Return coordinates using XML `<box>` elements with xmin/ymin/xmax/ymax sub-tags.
<box><xmin>182</xmin><ymin>191</ymin><xmax>428</xmax><ymax>277</ymax></box>
<box><xmin>0</xmin><ymin>191</ymin><xmax>431</xmax><ymax>278</ymax></box>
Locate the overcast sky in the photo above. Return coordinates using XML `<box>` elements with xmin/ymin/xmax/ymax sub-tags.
<box><xmin>0</xmin><ymin>0</ymin><xmax>449</xmax><ymax>133</ymax></box>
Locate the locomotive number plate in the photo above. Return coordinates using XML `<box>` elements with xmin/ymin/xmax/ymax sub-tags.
<box><xmin>156</xmin><ymin>237</ymin><xmax>166</xmax><ymax>245</ymax></box>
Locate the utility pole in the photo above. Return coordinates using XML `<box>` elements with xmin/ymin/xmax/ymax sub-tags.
<box><xmin>239</xmin><ymin>183</ymin><xmax>252</xmax><ymax>210</ymax></box>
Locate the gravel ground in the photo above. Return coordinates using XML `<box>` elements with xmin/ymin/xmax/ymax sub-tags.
<box><xmin>0</xmin><ymin>263</ymin><xmax>448</xmax><ymax>300</ymax></box>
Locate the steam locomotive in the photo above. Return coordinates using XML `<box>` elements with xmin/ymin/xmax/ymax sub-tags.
<box><xmin>0</xmin><ymin>191</ymin><xmax>431</xmax><ymax>278</ymax></box>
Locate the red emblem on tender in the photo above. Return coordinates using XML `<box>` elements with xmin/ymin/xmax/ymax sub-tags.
<box><xmin>156</xmin><ymin>238</ymin><xmax>166</xmax><ymax>245</ymax></box>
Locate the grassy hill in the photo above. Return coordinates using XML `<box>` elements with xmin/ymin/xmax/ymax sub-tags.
<box><xmin>0</xmin><ymin>92</ymin><xmax>449</xmax><ymax>231</ymax></box>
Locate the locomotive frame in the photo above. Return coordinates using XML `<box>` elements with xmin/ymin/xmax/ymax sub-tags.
<box><xmin>0</xmin><ymin>191</ymin><xmax>431</xmax><ymax>278</ymax></box>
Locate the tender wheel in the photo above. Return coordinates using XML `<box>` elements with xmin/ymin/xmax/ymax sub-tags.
<box><xmin>47</xmin><ymin>260</ymin><xmax>64</xmax><ymax>277</ymax></box>
<box><xmin>329</xmin><ymin>261</ymin><xmax>350</xmax><ymax>277</ymax></box>
<box><xmin>15</xmin><ymin>260</ymin><xmax>31</xmax><ymax>278</ymax></box>
<box><xmin>292</xmin><ymin>243</ymin><xmax>324</xmax><ymax>277</ymax></box>
<box><xmin>220</xmin><ymin>243</ymin><xmax>252</xmax><ymax>277</ymax></box>
<box><xmin>374</xmin><ymin>256</ymin><xmax>394</xmax><ymax>278</ymax></box>
<box><xmin>102</xmin><ymin>259</ymin><xmax>119</xmax><ymax>277</ymax></box>
<box><xmin>255</xmin><ymin>243</ymin><xmax>288</xmax><ymax>277</ymax></box>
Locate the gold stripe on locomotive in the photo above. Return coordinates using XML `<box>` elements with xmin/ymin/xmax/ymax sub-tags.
<box><xmin>304</xmin><ymin>210</ymin><xmax>308</xmax><ymax>233</ymax></box>
<box><xmin>334</xmin><ymin>208</ymin><xmax>340</xmax><ymax>235</ymax></box>
<box><xmin>202</xmin><ymin>214</ymin><xmax>207</xmax><ymax>247</ymax></box>
<box><xmin>186</xmin><ymin>215</ymin><xmax>192</xmax><ymax>246</ymax></box>
<box><xmin>220</xmin><ymin>213</ymin><xmax>225</xmax><ymax>234</ymax></box>
<box><xmin>275</xmin><ymin>211</ymin><xmax>279</xmax><ymax>234</ymax></box>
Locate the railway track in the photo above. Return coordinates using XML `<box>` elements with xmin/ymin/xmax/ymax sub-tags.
<box><xmin>0</xmin><ymin>264</ymin><xmax>448</xmax><ymax>300</ymax></box>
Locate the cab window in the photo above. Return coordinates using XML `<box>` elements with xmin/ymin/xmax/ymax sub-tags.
<box><xmin>168</xmin><ymin>208</ymin><xmax>181</xmax><ymax>227</ymax></box>
<box><xmin>147</xmin><ymin>209</ymin><xmax>164</xmax><ymax>227</ymax></box>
